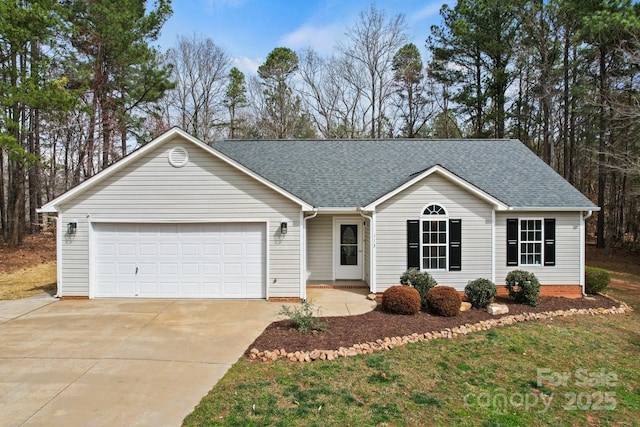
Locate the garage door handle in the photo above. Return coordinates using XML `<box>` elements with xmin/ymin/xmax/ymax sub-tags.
<box><xmin>135</xmin><ymin>267</ymin><xmax>138</xmax><ymax>275</ymax></box>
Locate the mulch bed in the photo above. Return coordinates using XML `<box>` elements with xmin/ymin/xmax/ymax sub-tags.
<box><xmin>247</xmin><ymin>295</ymin><xmax>620</xmax><ymax>354</ymax></box>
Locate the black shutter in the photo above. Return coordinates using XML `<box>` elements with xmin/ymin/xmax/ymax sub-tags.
<box><xmin>449</xmin><ymin>219</ymin><xmax>462</xmax><ymax>271</ymax></box>
<box><xmin>407</xmin><ymin>220</ymin><xmax>420</xmax><ymax>269</ymax></box>
<box><xmin>544</xmin><ymin>218</ymin><xmax>556</xmax><ymax>266</ymax></box>
<box><xmin>506</xmin><ymin>218</ymin><xmax>519</xmax><ymax>266</ymax></box>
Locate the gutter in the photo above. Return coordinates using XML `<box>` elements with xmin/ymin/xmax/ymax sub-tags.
<box><xmin>580</xmin><ymin>210</ymin><xmax>594</xmax><ymax>297</ymax></box>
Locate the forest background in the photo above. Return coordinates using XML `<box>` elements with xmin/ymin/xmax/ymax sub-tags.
<box><xmin>0</xmin><ymin>0</ymin><xmax>638</xmax><ymax>252</ymax></box>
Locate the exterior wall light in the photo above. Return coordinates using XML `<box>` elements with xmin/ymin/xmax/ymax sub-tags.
<box><xmin>280</xmin><ymin>221</ymin><xmax>288</xmax><ymax>235</ymax></box>
<box><xmin>67</xmin><ymin>222</ymin><xmax>77</xmax><ymax>235</ymax></box>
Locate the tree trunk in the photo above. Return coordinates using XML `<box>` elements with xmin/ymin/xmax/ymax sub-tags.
<box><xmin>596</xmin><ymin>49</ymin><xmax>607</xmax><ymax>249</ymax></box>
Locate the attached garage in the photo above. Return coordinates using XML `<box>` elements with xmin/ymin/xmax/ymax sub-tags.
<box><xmin>93</xmin><ymin>222</ymin><xmax>266</xmax><ymax>299</ymax></box>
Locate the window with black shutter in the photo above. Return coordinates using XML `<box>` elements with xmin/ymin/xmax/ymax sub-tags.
<box><xmin>406</xmin><ymin>204</ymin><xmax>462</xmax><ymax>271</ymax></box>
<box><xmin>449</xmin><ymin>219</ymin><xmax>462</xmax><ymax>271</ymax></box>
<box><xmin>544</xmin><ymin>218</ymin><xmax>556</xmax><ymax>266</ymax></box>
<box><xmin>506</xmin><ymin>218</ymin><xmax>556</xmax><ymax>267</ymax></box>
<box><xmin>407</xmin><ymin>220</ymin><xmax>420</xmax><ymax>269</ymax></box>
<box><xmin>506</xmin><ymin>218</ymin><xmax>519</xmax><ymax>266</ymax></box>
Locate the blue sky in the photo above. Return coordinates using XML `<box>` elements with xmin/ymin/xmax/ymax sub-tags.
<box><xmin>157</xmin><ymin>0</ymin><xmax>447</xmax><ymax>75</ymax></box>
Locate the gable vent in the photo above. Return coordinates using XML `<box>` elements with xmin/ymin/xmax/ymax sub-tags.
<box><xmin>168</xmin><ymin>146</ymin><xmax>189</xmax><ymax>168</ymax></box>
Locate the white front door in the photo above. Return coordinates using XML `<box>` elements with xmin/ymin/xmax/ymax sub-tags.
<box><xmin>334</xmin><ymin>219</ymin><xmax>363</xmax><ymax>280</ymax></box>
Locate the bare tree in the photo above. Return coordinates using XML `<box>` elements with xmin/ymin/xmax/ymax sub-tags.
<box><xmin>163</xmin><ymin>35</ymin><xmax>231</xmax><ymax>142</ymax></box>
<box><xmin>338</xmin><ymin>5</ymin><xmax>407</xmax><ymax>138</ymax></box>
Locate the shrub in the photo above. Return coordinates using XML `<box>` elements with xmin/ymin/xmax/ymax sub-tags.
<box><xmin>278</xmin><ymin>301</ymin><xmax>327</xmax><ymax>334</ymax></box>
<box><xmin>585</xmin><ymin>267</ymin><xmax>611</xmax><ymax>294</ymax></box>
<box><xmin>425</xmin><ymin>286</ymin><xmax>461</xmax><ymax>317</ymax></box>
<box><xmin>464</xmin><ymin>278</ymin><xmax>497</xmax><ymax>309</ymax></box>
<box><xmin>382</xmin><ymin>286</ymin><xmax>421</xmax><ymax>315</ymax></box>
<box><xmin>505</xmin><ymin>270</ymin><xmax>541</xmax><ymax>307</ymax></box>
<box><xmin>400</xmin><ymin>268</ymin><xmax>438</xmax><ymax>308</ymax></box>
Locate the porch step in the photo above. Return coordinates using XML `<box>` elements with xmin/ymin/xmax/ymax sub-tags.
<box><xmin>307</xmin><ymin>281</ymin><xmax>368</xmax><ymax>289</ymax></box>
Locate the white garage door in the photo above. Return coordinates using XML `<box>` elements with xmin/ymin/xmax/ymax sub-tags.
<box><xmin>94</xmin><ymin>223</ymin><xmax>265</xmax><ymax>298</ymax></box>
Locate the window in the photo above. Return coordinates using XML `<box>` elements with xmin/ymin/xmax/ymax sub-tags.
<box><xmin>422</xmin><ymin>219</ymin><xmax>447</xmax><ymax>269</ymax></box>
<box><xmin>506</xmin><ymin>218</ymin><xmax>555</xmax><ymax>267</ymax></box>
<box><xmin>421</xmin><ymin>204</ymin><xmax>447</xmax><ymax>270</ymax></box>
<box><xmin>520</xmin><ymin>220</ymin><xmax>542</xmax><ymax>265</ymax></box>
<box><xmin>408</xmin><ymin>205</ymin><xmax>462</xmax><ymax>272</ymax></box>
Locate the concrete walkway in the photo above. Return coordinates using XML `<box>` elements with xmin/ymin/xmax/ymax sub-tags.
<box><xmin>0</xmin><ymin>290</ymin><xmax>375</xmax><ymax>427</ymax></box>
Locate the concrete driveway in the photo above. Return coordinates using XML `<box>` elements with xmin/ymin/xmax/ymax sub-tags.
<box><xmin>0</xmin><ymin>295</ymin><xmax>284</xmax><ymax>427</ymax></box>
<box><xmin>0</xmin><ymin>289</ymin><xmax>376</xmax><ymax>427</ymax></box>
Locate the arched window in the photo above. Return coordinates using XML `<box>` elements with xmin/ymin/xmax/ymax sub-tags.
<box><xmin>420</xmin><ymin>204</ymin><xmax>448</xmax><ymax>270</ymax></box>
<box><xmin>423</xmin><ymin>204</ymin><xmax>446</xmax><ymax>216</ymax></box>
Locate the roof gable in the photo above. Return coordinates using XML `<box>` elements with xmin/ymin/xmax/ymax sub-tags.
<box><xmin>362</xmin><ymin>165</ymin><xmax>508</xmax><ymax>211</ymax></box>
<box><xmin>39</xmin><ymin>128</ymin><xmax>313</xmax><ymax>213</ymax></box>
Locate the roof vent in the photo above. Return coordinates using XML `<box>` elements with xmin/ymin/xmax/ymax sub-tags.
<box><xmin>168</xmin><ymin>146</ymin><xmax>189</xmax><ymax>168</ymax></box>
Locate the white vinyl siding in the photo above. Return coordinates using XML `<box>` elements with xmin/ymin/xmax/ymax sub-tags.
<box><xmin>496</xmin><ymin>212</ymin><xmax>581</xmax><ymax>285</ymax></box>
<box><xmin>376</xmin><ymin>173</ymin><xmax>493</xmax><ymax>291</ymax></box>
<box><xmin>306</xmin><ymin>215</ymin><xmax>333</xmax><ymax>280</ymax></box>
<box><xmin>58</xmin><ymin>137</ymin><xmax>301</xmax><ymax>298</ymax></box>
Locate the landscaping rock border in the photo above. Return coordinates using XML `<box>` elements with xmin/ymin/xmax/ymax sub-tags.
<box><xmin>248</xmin><ymin>303</ymin><xmax>630</xmax><ymax>363</ymax></box>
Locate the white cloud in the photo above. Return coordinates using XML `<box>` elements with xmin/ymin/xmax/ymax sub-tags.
<box><xmin>410</xmin><ymin>1</ymin><xmax>445</xmax><ymax>23</ymax></box>
<box><xmin>280</xmin><ymin>23</ymin><xmax>344</xmax><ymax>56</ymax></box>
<box><xmin>231</xmin><ymin>56</ymin><xmax>262</xmax><ymax>75</ymax></box>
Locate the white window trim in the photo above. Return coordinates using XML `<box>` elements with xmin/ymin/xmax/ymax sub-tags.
<box><xmin>518</xmin><ymin>218</ymin><xmax>544</xmax><ymax>266</ymax></box>
<box><xmin>420</xmin><ymin>204</ymin><xmax>448</xmax><ymax>271</ymax></box>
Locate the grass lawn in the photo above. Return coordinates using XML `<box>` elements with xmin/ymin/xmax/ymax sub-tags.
<box><xmin>184</xmin><ymin>268</ymin><xmax>640</xmax><ymax>426</ymax></box>
<box><xmin>0</xmin><ymin>262</ymin><xmax>57</xmax><ymax>300</ymax></box>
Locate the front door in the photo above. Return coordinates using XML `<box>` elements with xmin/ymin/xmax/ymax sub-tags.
<box><xmin>334</xmin><ymin>219</ymin><xmax>363</xmax><ymax>280</ymax></box>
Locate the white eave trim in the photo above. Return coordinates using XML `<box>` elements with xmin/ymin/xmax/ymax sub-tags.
<box><xmin>316</xmin><ymin>207</ymin><xmax>360</xmax><ymax>214</ymax></box>
<box><xmin>506</xmin><ymin>206</ymin><xmax>601</xmax><ymax>212</ymax></box>
<box><xmin>362</xmin><ymin>164</ymin><xmax>508</xmax><ymax>211</ymax></box>
<box><xmin>38</xmin><ymin>127</ymin><xmax>314</xmax><ymax>213</ymax></box>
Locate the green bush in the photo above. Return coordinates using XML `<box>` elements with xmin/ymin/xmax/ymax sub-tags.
<box><xmin>464</xmin><ymin>278</ymin><xmax>497</xmax><ymax>309</ymax></box>
<box><xmin>505</xmin><ymin>270</ymin><xmax>541</xmax><ymax>307</ymax></box>
<box><xmin>278</xmin><ymin>301</ymin><xmax>327</xmax><ymax>334</ymax></box>
<box><xmin>585</xmin><ymin>266</ymin><xmax>611</xmax><ymax>294</ymax></box>
<box><xmin>382</xmin><ymin>286</ymin><xmax>421</xmax><ymax>315</ymax></box>
<box><xmin>400</xmin><ymin>269</ymin><xmax>438</xmax><ymax>308</ymax></box>
<box><xmin>425</xmin><ymin>286</ymin><xmax>461</xmax><ymax>317</ymax></box>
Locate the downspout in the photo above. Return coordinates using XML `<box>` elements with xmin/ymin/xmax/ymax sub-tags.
<box><xmin>580</xmin><ymin>210</ymin><xmax>593</xmax><ymax>296</ymax></box>
<box><xmin>302</xmin><ymin>209</ymin><xmax>318</xmax><ymax>301</ymax></box>
<box><xmin>55</xmin><ymin>214</ymin><xmax>62</xmax><ymax>299</ymax></box>
<box><xmin>358</xmin><ymin>208</ymin><xmax>375</xmax><ymax>294</ymax></box>
<box><xmin>491</xmin><ymin>209</ymin><xmax>496</xmax><ymax>284</ymax></box>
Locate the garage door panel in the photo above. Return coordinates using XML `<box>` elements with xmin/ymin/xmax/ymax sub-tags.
<box><xmin>224</xmin><ymin>243</ymin><xmax>242</xmax><ymax>256</ymax></box>
<box><xmin>140</xmin><ymin>282</ymin><xmax>158</xmax><ymax>295</ymax></box>
<box><xmin>118</xmin><ymin>263</ymin><xmax>136</xmax><ymax>275</ymax></box>
<box><xmin>182</xmin><ymin>263</ymin><xmax>199</xmax><ymax>275</ymax></box>
<box><xmin>160</xmin><ymin>243</ymin><xmax>178</xmax><ymax>256</ymax></box>
<box><xmin>119</xmin><ymin>282</ymin><xmax>136</xmax><ymax>295</ymax></box>
<box><xmin>181</xmin><ymin>243</ymin><xmax>199</xmax><ymax>256</ymax></box>
<box><xmin>159</xmin><ymin>282</ymin><xmax>178</xmax><ymax>294</ymax></box>
<box><xmin>202</xmin><ymin>282</ymin><xmax>221</xmax><ymax>294</ymax></box>
<box><xmin>181</xmin><ymin>282</ymin><xmax>199</xmax><ymax>294</ymax></box>
<box><xmin>160</xmin><ymin>263</ymin><xmax>178</xmax><ymax>275</ymax></box>
<box><xmin>203</xmin><ymin>263</ymin><xmax>220</xmax><ymax>274</ymax></box>
<box><xmin>245</xmin><ymin>262</ymin><xmax>262</xmax><ymax>275</ymax></box>
<box><xmin>97</xmin><ymin>243</ymin><xmax>115</xmax><ymax>256</ymax></box>
<box><xmin>94</xmin><ymin>223</ymin><xmax>265</xmax><ymax>299</ymax></box>
<box><xmin>139</xmin><ymin>244</ymin><xmax>157</xmax><ymax>256</ymax></box>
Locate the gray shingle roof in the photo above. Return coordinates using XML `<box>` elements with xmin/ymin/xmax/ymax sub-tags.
<box><xmin>213</xmin><ymin>139</ymin><xmax>597</xmax><ymax>209</ymax></box>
